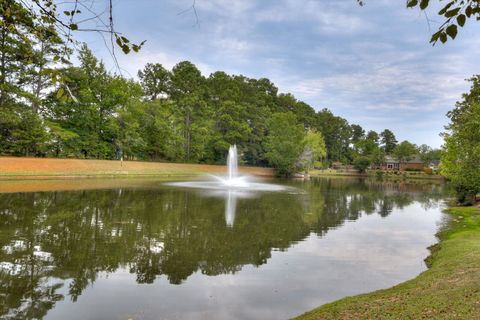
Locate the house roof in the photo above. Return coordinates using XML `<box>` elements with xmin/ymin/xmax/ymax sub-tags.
<box><xmin>384</xmin><ymin>155</ymin><xmax>423</xmax><ymax>164</ymax></box>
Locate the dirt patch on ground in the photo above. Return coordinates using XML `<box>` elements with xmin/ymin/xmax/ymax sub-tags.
<box><xmin>0</xmin><ymin>157</ymin><xmax>273</xmax><ymax>178</ymax></box>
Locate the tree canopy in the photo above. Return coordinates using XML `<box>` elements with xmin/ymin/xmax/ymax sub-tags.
<box><xmin>1</xmin><ymin>1</ymin><xmax>444</xmax><ymax>176</ymax></box>
<box><xmin>441</xmin><ymin>76</ymin><xmax>480</xmax><ymax>204</ymax></box>
<box><xmin>0</xmin><ymin>41</ymin><xmax>432</xmax><ymax>175</ymax></box>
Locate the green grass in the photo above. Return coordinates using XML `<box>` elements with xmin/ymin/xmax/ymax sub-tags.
<box><xmin>294</xmin><ymin>206</ymin><xmax>480</xmax><ymax>320</ymax></box>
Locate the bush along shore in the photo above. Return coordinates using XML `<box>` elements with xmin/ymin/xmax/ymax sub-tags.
<box><xmin>294</xmin><ymin>206</ymin><xmax>480</xmax><ymax>320</ymax></box>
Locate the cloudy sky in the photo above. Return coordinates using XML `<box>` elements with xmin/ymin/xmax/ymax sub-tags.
<box><xmin>78</xmin><ymin>0</ymin><xmax>480</xmax><ymax>147</ymax></box>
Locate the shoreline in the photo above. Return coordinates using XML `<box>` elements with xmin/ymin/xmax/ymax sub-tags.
<box><xmin>294</xmin><ymin>205</ymin><xmax>480</xmax><ymax>319</ymax></box>
<box><xmin>310</xmin><ymin>169</ymin><xmax>444</xmax><ymax>181</ymax></box>
<box><xmin>0</xmin><ymin>160</ymin><xmax>473</xmax><ymax>318</ymax></box>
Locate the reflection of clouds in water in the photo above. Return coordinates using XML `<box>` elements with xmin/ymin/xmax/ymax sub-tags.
<box><xmin>1</xmin><ymin>241</ymin><xmax>54</xmax><ymax>276</ymax></box>
<box><xmin>302</xmin><ymin>204</ymin><xmax>441</xmax><ymax>274</ymax></box>
<box><xmin>46</xmin><ymin>202</ymin><xmax>443</xmax><ymax>320</ymax></box>
<box><xmin>2</xmin><ymin>240</ymin><xmax>26</xmax><ymax>253</ymax></box>
<box><xmin>0</xmin><ymin>261</ymin><xmax>23</xmax><ymax>275</ymax></box>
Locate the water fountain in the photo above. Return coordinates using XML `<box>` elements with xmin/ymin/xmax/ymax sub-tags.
<box><xmin>166</xmin><ymin>145</ymin><xmax>292</xmax><ymax>226</ymax></box>
<box><xmin>167</xmin><ymin>145</ymin><xmax>286</xmax><ymax>192</ymax></box>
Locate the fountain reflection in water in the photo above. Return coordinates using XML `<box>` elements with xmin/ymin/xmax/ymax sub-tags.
<box><xmin>166</xmin><ymin>145</ymin><xmax>293</xmax><ymax>226</ymax></box>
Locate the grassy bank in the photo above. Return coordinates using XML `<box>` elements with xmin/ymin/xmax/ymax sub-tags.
<box><xmin>310</xmin><ymin>169</ymin><xmax>444</xmax><ymax>181</ymax></box>
<box><xmin>295</xmin><ymin>206</ymin><xmax>480</xmax><ymax>319</ymax></box>
<box><xmin>0</xmin><ymin>156</ymin><xmax>273</xmax><ymax>178</ymax></box>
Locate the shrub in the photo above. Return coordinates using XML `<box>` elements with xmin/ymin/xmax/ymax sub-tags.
<box><xmin>423</xmin><ymin>167</ymin><xmax>434</xmax><ymax>175</ymax></box>
<box><xmin>353</xmin><ymin>156</ymin><xmax>371</xmax><ymax>173</ymax></box>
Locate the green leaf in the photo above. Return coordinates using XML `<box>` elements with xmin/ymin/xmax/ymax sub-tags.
<box><xmin>444</xmin><ymin>8</ymin><xmax>461</xmax><ymax>18</ymax></box>
<box><xmin>63</xmin><ymin>11</ymin><xmax>71</xmax><ymax>16</ymax></box>
<box><xmin>430</xmin><ymin>31</ymin><xmax>441</xmax><ymax>42</ymax></box>
<box><xmin>121</xmin><ymin>45</ymin><xmax>130</xmax><ymax>54</ymax></box>
<box><xmin>457</xmin><ymin>14</ymin><xmax>466</xmax><ymax>27</ymax></box>
<box><xmin>121</xmin><ymin>36</ymin><xmax>130</xmax><ymax>44</ymax></box>
<box><xmin>419</xmin><ymin>0</ymin><xmax>429</xmax><ymax>10</ymax></box>
<box><xmin>465</xmin><ymin>6</ymin><xmax>472</xmax><ymax>18</ymax></box>
<box><xmin>439</xmin><ymin>32</ymin><xmax>447</xmax><ymax>43</ymax></box>
<box><xmin>56</xmin><ymin>87</ymin><xmax>64</xmax><ymax>99</ymax></box>
<box><xmin>438</xmin><ymin>1</ymin><xmax>454</xmax><ymax>15</ymax></box>
<box><xmin>446</xmin><ymin>24</ymin><xmax>457</xmax><ymax>39</ymax></box>
<box><xmin>407</xmin><ymin>0</ymin><xmax>418</xmax><ymax>8</ymax></box>
<box><xmin>69</xmin><ymin>23</ymin><xmax>78</xmax><ymax>30</ymax></box>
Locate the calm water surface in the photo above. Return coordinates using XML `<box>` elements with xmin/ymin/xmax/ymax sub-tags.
<box><xmin>0</xmin><ymin>177</ymin><xmax>448</xmax><ymax>319</ymax></box>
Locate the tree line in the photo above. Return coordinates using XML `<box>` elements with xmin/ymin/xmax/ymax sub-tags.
<box><xmin>0</xmin><ymin>1</ymin><xmax>440</xmax><ymax>176</ymax></box>
<box><xmin>1</xmin><ymin>0</ymin><xmax>477</xmax><ymax>198</ymax></box>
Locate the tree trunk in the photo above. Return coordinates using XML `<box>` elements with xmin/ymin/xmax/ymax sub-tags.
<box><xmin>0</xmin><ymin>28</ymin><xmax>7</xmax><ymax>106</ymax></box>
<box><xmin>185</xmin><ymin>112</ymin><xmax>191</xmax><ymax>161</ymax></box>
<box><xmin>32</xmin><ymin>41</ymin><xmax>45</xmax><ymax>113</ymax></box>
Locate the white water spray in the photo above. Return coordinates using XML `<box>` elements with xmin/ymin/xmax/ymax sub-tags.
<box><xmin>166</xmin><ymin>145</ymin><xmax>287</xmax><ymax>191</ymax></box>
<box><xmin>227</xmin><ymin>145</ymin><xmax>238</xmax><ymax>181</ymax></box>
<box><xmin>164</xmin><ymin>145</ymin><xmax>293</xmax><ymax>226</ymax></box>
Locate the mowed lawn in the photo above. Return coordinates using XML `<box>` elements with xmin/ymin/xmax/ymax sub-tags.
<box><xmin>295</xmin><ymin>206</ymin><xmax>480</xmax><ymax>320</ymax></box>
<box><xmin>0</xmin><ymin>156</ymin><xmax>273</xmax><ymax>178</ymax></box>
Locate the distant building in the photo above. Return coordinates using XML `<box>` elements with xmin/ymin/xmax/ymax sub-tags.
<box><xmin>429</xmin><ymin>160</ymin><xmax>441</xmax><ymax>171</ymax></box>
<box><xmin>374</xmin><ymin>155</ymin><xmax>424</xmax><ymax>171</ymax></box>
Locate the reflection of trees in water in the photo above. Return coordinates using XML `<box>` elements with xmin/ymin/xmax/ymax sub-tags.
<box><xmin>0</xmin><ymin>179</ymin><xmax>447</xmax><ymax>318</ymax></box>
<box><xmin>301</xmin><ymin>178</ymin><xmax>447</xmax><ymax>237</ymax></box>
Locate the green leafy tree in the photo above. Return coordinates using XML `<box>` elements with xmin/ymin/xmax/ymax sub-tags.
<box><xmin>297</xmin><ymin>129</ymin><xmax>327</xmax><ymax>172</ymax></box>
<box><xmin>0</xmin><ymin>104</ymin><xmax>48</xmax><ymax>156</ymax></box>
<box><xmin>25</xmin><ymin>23</ymin><xmax>66</xmax><ymax>113</ymax></box>
<box><xmin>46</xmin><ymin>45</ymin><xmax>139</xmax><ymax>159</ymax></box>
<box><xmin>206</xmin><ymin>72</ymin><xmax>251</xmax><ymax>163</ymax></box>
<box><xmin>354</xmin><ymin>137</ymin><xmax>378</xmax><ymax>157</ymax></box>
<box><xmin>276</xmin><ymin>93</ymin><xmax>316</xmax><ymax>128</ymax></box>
<box><xmin>138</xmin><ymin>63</ymin><xmax>171</xmax><ymax>100</ymax></box>
<box><xmin>350</xmin><ymin>124</ymin><xmax>365</xmax><ymax>144</ymax></box>
<box><xmin>265</xmin><ymin>112</ymin><xmax>305</xmax><ymax>176</ymax></box>
<box><xmin>380</xmin><ymin>129</ymin><xmax>398</xmax><ymax>154</ymax></box>
<box><xmin>366</xmin><ymin>130</ymin><xmax>379</xmax><ymax>143</ymax></box>
<box><xmin>239</xmin><ymin>76</ymin><xmax>278</xmax><ymax>166</ymax></box>
<box><xmin>393</xmin><ymin>140</ymin><xmax>418</xmax><ymax>164</ymax></box>
<box><xmin>170</xmin><ymin>61</ymin><xmax>212</xmax><ymax>162</ymax></box>
<box><xmin>353</xmin><ymin>155</ymin><xmax>371</xmax><ymax>173</ymax></box>
<box><xmin>315</xmin><ymin>109</ymin><xmax>352</xmax><ymax>164</ymax></box>
<box><xmin>138</xmin><ymin>99</ymin><xmax>184</xmax><ymax>161</ymax></box>
<box><xmin>0</xmin><ymin>0</ymin><xmax>35</xmax><ymax>105</ymax></box>
<box><xmin>418</xmin><ymin>144</ymin><xmax>442</xmax><ymax>166</ymax></box>
<box><xmin>441</xmin><ymin>76</ymin><xmax>480</xmax><ymax>204</ymax></box>
<box><xmin>370</xmin><ymin>147</ymin><xmax>386</xmax><ymax>168</ymax></box>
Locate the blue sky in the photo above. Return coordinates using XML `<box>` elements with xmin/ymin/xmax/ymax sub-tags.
<box><xmin>77</xmin><ymin>0</ymin><xmax>480</xmax><ymax>147</ymax></box>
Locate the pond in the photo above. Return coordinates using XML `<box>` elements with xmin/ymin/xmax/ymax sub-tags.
<box><xmin>0</xmin><ymin>177</ymin><xmax>448</xmax><ymax>320</ymax></box>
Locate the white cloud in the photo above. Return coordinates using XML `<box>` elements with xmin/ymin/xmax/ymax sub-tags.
<box><xmin>254</xmin><ymin>0</ymin><xmax>373</xmax><ymax>35</ymax></box>
<box><xmin>196</xmin><ymin>0</ymin><xmax>256</xmax><ymax>17</ymax></box>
